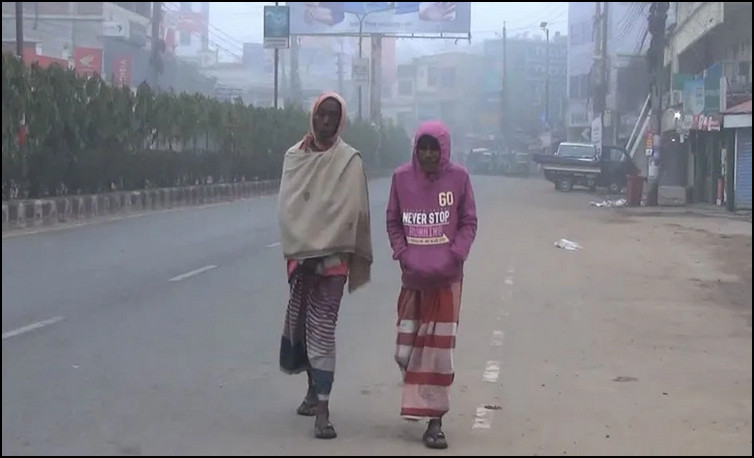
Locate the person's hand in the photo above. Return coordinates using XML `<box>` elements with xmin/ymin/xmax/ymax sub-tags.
<box><xmin>435</xmin><ymin>247</ymin><xmax>460</xmax><ymax>280</ymax></box>
<box><xmin>418</xmin><ymin>2</ymin><xmax>456</xmax><ymax>22</ymax></box>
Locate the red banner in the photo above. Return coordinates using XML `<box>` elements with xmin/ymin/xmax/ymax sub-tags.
<box><xmin>74</xmin><ymin>47</ymin><xmax>102</xmax><ymax>77</ymax></box>
<box><xmin>111</xmin><ymin>54</ymin><xmax>133</xmax><ymax>87</ymax></box>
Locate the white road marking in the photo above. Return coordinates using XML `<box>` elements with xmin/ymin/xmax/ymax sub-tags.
<box><xmin>169</xmin><ymin>265</ymin><xmax>217</xmax><ymax>282</ymax></box>
<box><xmin>483</xmin><ymin>361</ymin><xmax>500</xmax><ymax>382</ymax></box>
<box><xmin>472</xmin><ymin>405</ymin><xmax>493</xmax><ymax>429</ymax></box>
<box><xmin>491</xmin><ymin>330</ymin><xmax>504</xmax><ymax>346</ymax></box>
<box><xmin>266</xmin><ymin>242</ymin><xmax>281</xmax><ymax>248</ymax></box>
<box><xmin>507</xmin><ymin>267</ymin><xmax>515</xmax><ymax>274</ymax></box>
<box><xmin>504</xmin><ymin>276</ymin><xmax>514</xmax><ymax>285</ymax></box>
<box><xmin>2</xmin><ymin>316</ymin><xmax>64</xmax><ymax>340</ymax></box>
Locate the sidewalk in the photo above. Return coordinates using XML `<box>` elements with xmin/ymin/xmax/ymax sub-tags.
<box><xmin>617</xmin><ymin>203</ymin><xmax>752</xmax><ymax>222</ymax></box>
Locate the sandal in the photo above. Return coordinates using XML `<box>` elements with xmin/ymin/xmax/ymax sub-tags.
<box><xmin>314</xmin><ymin>422</ymin><xmax>337</xmax><ymax>440</ymax></box>
<box><xmin>423</xmin><ymin>425</ymin><xmax>448</xmax><ymax>449</ymax></box>
<box><xmin>296</xmin><ymin>400</ymin><xmax>317</xmax><ymax>417</ymax></box>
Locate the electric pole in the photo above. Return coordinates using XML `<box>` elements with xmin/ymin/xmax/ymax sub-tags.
<box><xmin>370</xmin><ymin>33</ymin><xmax>382</xmax><ymax>124</ymax></box>
<box><xmin>150</xmin><ymin>1</ymin><xmax>163</xmax><ymax>89</ymax></box>
<box><xmin>541</xmin><ymin>22</ymin><xmax>550</xmax><ymax>128</ymax></box>
<box><xmin>15</xmin><ymin>2</ymin><xmax>23</xmax><ymax>59</ymax></box>
<box><xmin>337</xmin><ymin>51</ymin><xmax>344</xmax><ymax>96</ymax></box>
<box><xmin>273</xmin><ymin>1</ymin><xmax>279</xmax><ymax>108</ymax></box>
<box><xmin>501</xmin><ymin>22</ymin><xmax>508</xmax><ymax>150</ymax></box>
<box><xmin>647</xmin><ymin>2</ymin><xmax>669</xmax><ymax>206</ymax></box>
<box><xmin>601</xmin><ymin>2</ymin><xmax>610</xmax><ymax>147</ymax></box>
<box><xmin>290</xmin><ymin>35</ymin><xmax>301</xmax><ymax>107</ymax></box>
<box><xmin>16</xmin><ymin>2</ymin><xmax>27</xmax><ymax>196</ymax></box>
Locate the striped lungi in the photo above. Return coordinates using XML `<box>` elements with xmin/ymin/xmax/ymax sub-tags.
<box><xmin>395</xmin><ymin>282</ymin><xmax>462</xmax><ymax>419</ymax></box>
<box><xmin>280</xmin><ymin>266</ymin><xmax>346</xmax><ymax>400</ymax></box>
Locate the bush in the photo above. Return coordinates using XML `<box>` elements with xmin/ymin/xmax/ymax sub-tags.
<box><xmin>2</xmin><ymin>53</ymin><xmax>410</xmax><ymax>199</ymax></box>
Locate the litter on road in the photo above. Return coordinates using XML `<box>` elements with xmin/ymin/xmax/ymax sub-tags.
<box><xmin>555</xmin><ymin>239</ymin><xmax>583</xmax><ymax>251</ymax></box>
<box><xmin>590</xmin><ymin>198</ymin><xmax>627</xmax><ymax>208</ymax></box>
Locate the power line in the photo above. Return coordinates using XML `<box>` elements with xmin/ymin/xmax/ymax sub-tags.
<box><xmin>162</xmin><ymin>4</ymin><xmax>244</xmax><ymax>62</ymax></box>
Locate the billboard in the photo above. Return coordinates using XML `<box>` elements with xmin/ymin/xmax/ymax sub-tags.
<box><xmin>290</xmin><ymin>2</ymin><xmax>471</xmax><ymax>36</ymax></box>
<box><xmin>264</xmin><ymin>5</ymin><xmax>291</xmax><ymax>48</ymax></box>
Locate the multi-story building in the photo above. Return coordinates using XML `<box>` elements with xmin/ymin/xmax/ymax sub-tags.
<box><xmin>162</xmin><ymin>2</ymin><xmax>217</xmax><ymax>68</ymax></box>
<box><xmin>566</xmin><ymin>2</ymin><xmax>648</xmax><ymax>143</ymax></box>
<box><xmin>483</xmin><ymin>33</ymin><xmax>568</xmax><ymax>142</ymax></box>
<box><xmin>660</xmin><ymin>2</ymin><xmax>751</xmax><ymax>210</ymax></box>
<box><xmin>414</xmin><ymin>52</ymin><xmax>487</xmax><ymax>152</ymax></box>
<box><xmin>2</xmin><ymin>2</ymin><xmax>214</xmax><ymax>94</ymax></box>
<box><xmin>2</xmin><ymin>2</ymin><xmax>151</xmax><ymax>72</ymax></box>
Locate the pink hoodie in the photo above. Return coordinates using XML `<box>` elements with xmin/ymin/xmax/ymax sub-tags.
<box><xmin>386</xmin><ymin>120</ymin><xmax>478</xmax><ymax>290</ymax></box>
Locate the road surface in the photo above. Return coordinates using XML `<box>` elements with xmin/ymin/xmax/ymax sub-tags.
<box><xmin>3</xmin><ymin>176</ymin><xmax>751</xmax><ymax>455</ymax></box>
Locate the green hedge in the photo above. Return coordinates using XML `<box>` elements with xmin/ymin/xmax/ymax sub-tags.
<box><xmin>2</xmin><ymin>53</ymin><xmax>410</xmax><ymax>199</ymax></box>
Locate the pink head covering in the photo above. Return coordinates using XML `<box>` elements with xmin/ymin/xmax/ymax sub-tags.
<box><xmin>412</xmin><ymin>120</ymin><xmax>452</xmax><ymax>182</ymax></box>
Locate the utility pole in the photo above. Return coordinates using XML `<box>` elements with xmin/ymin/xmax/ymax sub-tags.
<box><xmin>591</xmin><ymin>2</ymin><xmax>605</xmax><ymax>153</ymax></box>
<box><xmin>592</xmin><ymin>1</ymin><xmax>602</xmax><ymax>117</ymax></box>
<box><xmin>647</xmin><ymin>2</ymin><xmax>669</xmax><ymax>206</ymax></box>
<box><xmin>336</xmin><ymin>51</ymin><xmax>344</xmax><ymax>96</ymax></box>
<box><xmin>273</xmin><ymin>1</ymin><xmax>279</xmax><ymax>108</ymax></box>
<box><xmin>16</xmin><ymin>2</ymin><xmax>27</xmax><ymax>197</ymax></box>
<box><xmin>355</xmin><ymin>7</ymin><xmax>393</xmax><ymax>120</ymax></box>
<box><xmin>370</xmin><ymin>33</ymin><xmax>382</xmax><ymax>124</ymax></box>
<box><xmin>357</xmin><ymin>18</ymin><xmax>366</xmax><ymax>120</ymax></box>
<box><xmin>150</xmin><ymin>1</ymin><xmax>163</xmax><ymax>89</ymax></box>
<box><xmin>290</xmin><ymin>35</ymin><xmax>301</xmax><ymax>106</ymax></box>
<box><xmin>601</xmin><ymin>2</ymin><xmax>610</xmax><ymax>147</ymax></box>
<box><xmin>501</xmin><ymin>22</ymin><xmax>508</xmax><ymax>150</ymax></box>
<box><xmin>280</xmin><ymin>46</ymin><xmax>288</xmax><ymax>102</ymax></box>
<box><xmin>541</xmin><ymin>22</ymin><xmax>550</xmax><ymax>128</ymax></box>
<box><xmin>15</xmin><ymin>2</ymin><xmax>23</xmax><ymax>59</ymax></box>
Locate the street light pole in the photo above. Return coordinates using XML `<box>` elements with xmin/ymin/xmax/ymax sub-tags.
<box><xmin>541</xmin><ymin>21</ymin><xmax>550</xmax><ymax>128</ymax></box>
<box><xmin>273</xmin><ymin>1</ymin><xmax>279</xmax><ymax>109</ymax></box>
<box><xmin>358</xmin><ymin>17</ymin><xmax>364</xmax><ymax>120</ymax></box>
<box><xmin>501</xmin><ymin>22</ymin><xmax>507</xmax><ymax>149</ymax></box>
<box><xmin>356</xmin><ymin>7</ymin><xmax>393</xmax><ymax>121</ymax></box>
<box><xmin>150</xmin><ymin>2</ymin><xmax>163</xmax><ymax>89</ymax></box>
<box><xmin>15</xmin><ymin>2</ymin><xmax>23</xmax><ymax>59</ymax></box>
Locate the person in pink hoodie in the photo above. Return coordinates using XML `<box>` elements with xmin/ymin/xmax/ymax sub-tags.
<box><xmin>386</xmin><ymin>120</ymin><xmax>477</xmax><ymax>449</ymax></box>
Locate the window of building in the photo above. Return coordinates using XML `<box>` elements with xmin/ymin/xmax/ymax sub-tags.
<box><xmin>398</xmin><ymin>80</ymin><xmax>413</xmax><ymax>96</ymax></box>
<box><xmin>570</xmin><ymin>20</ymin><xmax>593</xmax><ymax>46</ymax></box>
<box><xmin>397</xmin><ymin>64</ymin><xmax>414</xmax><ymax>78</ymax></box>
<box><xmin>569</xmin><ymin>74</ymin><xmax>590</xmax><ymax>99</ymax></box>
<box><xmin>441</xmin><ymin>68</ymin><xmax>456</xmax><ymax>88</ymax></box>
<box><xmin>427</xmin><ymin>67</ymin><xmax>438</xmax><ymax>87</ymax></box>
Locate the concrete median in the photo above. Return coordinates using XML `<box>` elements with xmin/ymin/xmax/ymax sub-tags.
<box><xmin>2</xmin><ymin>180</ymin><xmax>280</xmax><ymax>234</ymax></box>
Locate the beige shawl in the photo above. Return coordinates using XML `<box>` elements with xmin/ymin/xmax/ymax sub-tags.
<box><xmin>278</xmin><ymin>138</ymin><xmax>372</xmax><ymax>292</ymax></box>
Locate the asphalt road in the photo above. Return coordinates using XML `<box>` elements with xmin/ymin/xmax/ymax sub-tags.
<box><xmin>3</xmin><ymin>176</ymin><xmax>751</xmax><ymax>456</ymax></box>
